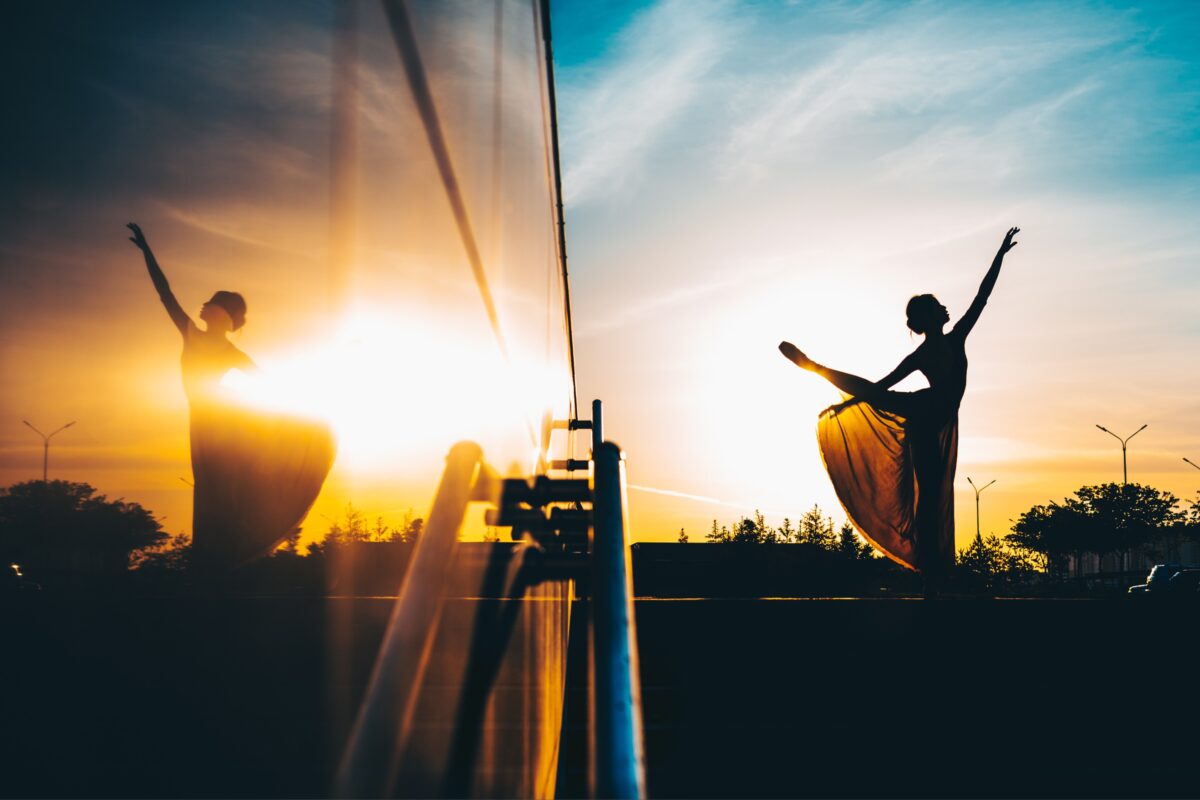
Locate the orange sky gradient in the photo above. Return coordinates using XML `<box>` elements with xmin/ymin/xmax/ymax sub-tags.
<box><xmin>2</xmin><ymin>1</ymin><xmax>1199</xmax><ymax>555</ymax></box>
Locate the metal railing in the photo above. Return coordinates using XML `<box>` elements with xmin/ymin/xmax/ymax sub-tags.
<box><xmin>590</xmin><ymin>440</ymin><xmax>646</xmax><ymax>799</ymax></box>
<box><xmin>334</xmin><ymin>401</ymin><xmax>645</xmax><ymax>799</ymax></box>
<box><xmin>335</xmin><ymin>441</ymin><xmax>496</xmax><ymax>798</ymax></box>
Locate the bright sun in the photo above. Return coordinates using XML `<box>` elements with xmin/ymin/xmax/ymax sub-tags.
<box><xmin>221</xmin><ymin>309</ymin><xmax>571</xmax><ymax>479</ymax></box>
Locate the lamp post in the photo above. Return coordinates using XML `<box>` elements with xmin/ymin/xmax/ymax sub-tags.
<box><xmin>966</xmin><ymin>477</ymin><xmax>996</xmax><ymax>539</ymax></box>
<box><xmin>1184</xmin><ymin>457</ymin><xmax>1200</xmax><ymax>472</ymax></box>
<box><xmin>1095</xmin><ymin>424</ymin><xmax>1146</xmax><ymax>484</ymax></box>
<box><xmin>22</xmin><ymin>420</ymin><xmax>76</xmax><ymax>482</ymax></box>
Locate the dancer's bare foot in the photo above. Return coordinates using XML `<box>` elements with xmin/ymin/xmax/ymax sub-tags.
<box><xmin>778</xmin><ymin>341</ymin><xmax>814</xmax><ymax>369</ymax></box>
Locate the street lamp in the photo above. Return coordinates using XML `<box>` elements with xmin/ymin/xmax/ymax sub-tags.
<box><xmin>22</xmin><ymin>420</ymin><xmax>76</xmax><ymax>482</ymax></box>
<box><xmin>1184</xmin><ymin>457</ymin><xmax>1200</xmax><ymax>472</ymax></box>
<box><xmin>1095</xmin><ymin>424</ymin><xmax>1146</xmax><ymax>484</ymax></box>
<box><xmin>967</xmin><ymin>477</ymin><xmax>996</xmax><ymax>539</ymax></box>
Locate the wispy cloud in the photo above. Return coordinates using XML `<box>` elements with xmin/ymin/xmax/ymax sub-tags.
<box><xmin>559</xmin><ymin>0</ymin><xmax>731</xmax><ymax>205</ymax></box>
<box><xmin>629</xmin><ymin>483</ymin><xmax>790</xmax><ymax>517</ymax></box>
<box><xmin>575</xmin><ymin>272</ymin><xmax>738</xmax><ymax>337</ymax></box>
<box><xmin>726</xmin><ymin>4</ymin><xmax>1133</xmax><ymax>178</ymax></box>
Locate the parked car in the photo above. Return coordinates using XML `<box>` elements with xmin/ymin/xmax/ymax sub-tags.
<box><xmin>1166</xmin><ymin>569</ymin><xmax>1200</xmax><ymax>595</ymax></box>
<box><xmin>2</xmin><ymin>562</ymin><xmax>41</xmax><ymax>592</ymax></box>
<box><xmin>1128</xmin><ymin>563</ymin><xmax>1199</xmax><ymax>594</ymax></box>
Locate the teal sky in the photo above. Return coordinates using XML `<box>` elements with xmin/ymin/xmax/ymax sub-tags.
<box><xmin>551</xmin><ymin>0</ymin><xmax>1200</xmax><ymax>541</ymax></box>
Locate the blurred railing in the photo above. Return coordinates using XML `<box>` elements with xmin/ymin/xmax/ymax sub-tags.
<box><xmin>335</xmin><ymin>442</ymin><xmax>498</xmax><ymax>798</ymax></box>
<box><xmin>334</xmin><ymin>401</ymin><xmax>645</xmax><ymax>799</ymax></box>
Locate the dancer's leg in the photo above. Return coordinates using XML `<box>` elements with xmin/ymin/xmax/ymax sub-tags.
<box><xmin>911</xmin><ymin>430</ymin><xmax>943</xmax><ymax>597</ymax></box>
<box><xmin>813</xmin><ymin>365</ymin><xmax>877</xmax><ymax>398</ymax></box>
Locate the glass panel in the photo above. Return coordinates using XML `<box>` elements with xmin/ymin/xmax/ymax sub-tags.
<box><xmin>1</xmin><ymin>0</ymin><xmax>576</xmax><ymax>552</ymax></box>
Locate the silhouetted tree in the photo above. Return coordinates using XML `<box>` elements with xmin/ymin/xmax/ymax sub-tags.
<box><xmin>1072</xmin><ymin>483</ymin><xmax>1182</xmax><ymax>571</ymax></box>
<box><xmin>797</xmin><ymin>505</ymin><xmax>836</xmax><ymax>549</ymax></box>
<box><xmin>677</xmin><ymin>528</ymin><xmax>689</xmax><ymax>544</ymax></box>
<box><xmin>731</xmin><ymin>511</ymin><xmax>773</xmax><ymax>543</ymax></box>
<box><xmin>132</xmin><ymin>531</ymin><xmax>192</xmax><ymax>573</ymax></box>
<box><xmin>0</xmin><ymin>480</ymin><xmax>166</xmax><ymax>576</ymax></box>
<box><xmin>1007</xmin><ymin>502</ymin><xmax>1086</xmax><ymax>579</ymax></box>
<box><xmin>1008</xmin><ymin>484</ymin><xmax>1183</xmax><ymax>579</ymax></box>
<box><xmin>314</xmin><ymin>504</ymin><xmax>424</xmax><ymax>552</ymax></box>
<box><xmin>1185</xmin><ymin>493</ymin><xmax>1200</xmax><ymax>540</ymax></box>
<box><xmin>703</xmin><ymin>507</ymin><xmax>848</xmax><ymax>548</ymax></box>
<box><xmin>956</xmin><ymin>533</ymin><xmax>1037</xmax><ymax>593</ymax></box>
<box><xmin>397</xmin><ymin>511</ymin><xmax>424</xmax><ymax>544</ymax></box>
<box><xmin>836</xmin><ymin>522</ymin><xmax>873</xmax><ymax>561</ymax></box>
<box><xmin>707</xmin><ymin>519</ymin><xmax>731</xmax><ymax>543</ymax></box>
<box><xmin>275</xmin><ymin>525</ymin><xmax>303</xmax><ymax>554</ymax></box>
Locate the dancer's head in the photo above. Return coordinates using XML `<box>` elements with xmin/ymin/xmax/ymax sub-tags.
<box><xmin>906</xmin><ymin>294</ymin><xmax>948</xmax><ymax>336</ymax></box>
<box><xmin>201</xmin><ymin>291</ymin><xmax>247</xmax><ymax>333</ymax></box>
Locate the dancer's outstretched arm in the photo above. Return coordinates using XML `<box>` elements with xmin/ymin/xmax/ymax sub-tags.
<box><xmin>128</xmin><ymin>223</ymin><xmax>191</xmax><ymax>336</ymax></box>
<box><xmin>780</xmin><ymin>342</ymin><xmax>917</xmax><ymax>400</ymax></box>
<box><xmin>954</xmin><ymin>226</ymin><xmax>1019</xmax><ymax>339</ymax></box>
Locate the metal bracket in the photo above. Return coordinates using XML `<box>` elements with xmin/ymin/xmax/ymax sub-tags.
<box><xmin>485</xmin><ymin>476</ymin><xmax>591</xmax><ymax>557</ymax></box>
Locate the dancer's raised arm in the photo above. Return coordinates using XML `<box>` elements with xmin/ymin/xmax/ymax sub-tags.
<box><xmin>128</xmin><ymin>223</ymin><xmax>191</xmax><ymax>335</ymax></box>
<box><xmin>954</xmin><ymin>226</ymin><xmax>1019</xmax><ymax>339</ymax></box>
<box><xmin>780</xmin><ymin>342</ymin><xmax>917</xmax><ymax>401</ymax></box>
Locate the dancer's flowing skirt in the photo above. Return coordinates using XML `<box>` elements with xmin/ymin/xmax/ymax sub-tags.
<box><xmin>190</xmin><ymin>402</ymin><xmax>336</xmax><ymax>569</ymax></box>
<box><xmin>817</xmin><ymin>390</ymin><xmax>957</xmax><ymax>574</ymax></box>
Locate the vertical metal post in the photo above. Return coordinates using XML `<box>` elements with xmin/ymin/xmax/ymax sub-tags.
<box><xmin>1096</xmin><ymin>424</ymin><xmax>1146</xmax><ymax>485</ymax></box>
<box><xmin>975</xmin><ymin>492</ymin><xmax>980</xmax><ymax>540</ymax></box>
<box><xmin>589</xmin><ymin>441</ymin><xmax>645</xmax><ymax>799</ymax></box>
<box><xmin>335</xmin><ymin>441</ymin><xmax>492</xmax><ymax>798</ymax></box>
<box><xmin>22</xmin><ymin>420</ymin><xmax>75</xmax><ymax>482</ymax></box>
<box><xmin>966</xmin><ymin>477</ymin><xmax>995</xmax><ymax>540</ymax></box>
<box><xmin>591</xmin><ymin>399</ymin><xmax>603</xmax><ymax>456</ymax></box>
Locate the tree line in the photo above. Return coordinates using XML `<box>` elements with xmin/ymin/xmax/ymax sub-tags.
<box><xmin>674</xmin><ymin>482</ymin><xmax>1200</xmax><ymax>590</ymax></box>
<box><xmin>0</xmin><ymin>479</ymin><xmax>423</xmax><ymax>583</ymax></box>
<box><xmin>675</xmin><ymin>504</ymin><xmax>876</xmax><ymax>561</ymax></box>
<box><xmin>1007</xmin><ymin>482</ymin><xmax>1199</xmax><ymax>579</ymax></box>
<box><xmin>4</xmin><ymin>477</ymin><xmax>1197</xmax><ymax>592</ymax></box>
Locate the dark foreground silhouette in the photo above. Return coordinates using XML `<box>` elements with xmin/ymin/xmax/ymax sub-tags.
<box><xmin>3</xmin><ymin>585</ymin><xmax>1197</xmax><ymax>799</ymax></box>
<box><xmin>128</xmin><ymin>223</ymin><xmax>335</xmax><ymax>569</ymax></box>
<box><xmin>781</xmin><ymin>227</ymin><xmax>1020</xmax><ymax>595</ymax></box>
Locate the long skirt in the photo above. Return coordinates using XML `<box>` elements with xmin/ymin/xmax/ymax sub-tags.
<box><xmin>817</xmin><ymin>390</ymin><xmax>957</xmax><ymax>577</ymax></box>
<box><xmin>189</xmin><ymin>402</ymin><xmax>336</xmax><ymax>569</ymax></box>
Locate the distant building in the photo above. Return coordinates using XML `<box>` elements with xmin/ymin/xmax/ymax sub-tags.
<box><xmin>1068</xmin><ymin>540</ymin><xmax>1200</xmax><ymax>582</ymax></box>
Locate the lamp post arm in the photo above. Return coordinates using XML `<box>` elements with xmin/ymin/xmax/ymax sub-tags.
<box><xmin>48</xmin><ymin>421</ymin><xmax>76</xmax><ymax>440</ymax></box>
<box><xmin>22</xmin><ymin>420</ymin><xmax>48</xmax><ymax>442</ymax></box>
<box><xmin>1123</xmin><ymin>424</ymin><xmax>1148</xmax><ymax>446</ymax></box>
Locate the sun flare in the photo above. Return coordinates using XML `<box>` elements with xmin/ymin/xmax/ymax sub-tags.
<box><xmin>220</xmin><ymin>309</ymin><xmax>569</xmax><ymax>478</ymax></box>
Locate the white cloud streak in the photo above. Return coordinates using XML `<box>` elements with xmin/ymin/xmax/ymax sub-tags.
<box><xmin>559</xmin><ymin>0</ymin><xmax>731</xmax><ymax>205</ymax></box>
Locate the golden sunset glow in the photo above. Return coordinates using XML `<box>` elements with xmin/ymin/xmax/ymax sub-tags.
<box><xmin>2</xmin><ymin>0</ymin><xmax>1198</xmax><ymax>559</ymax></box>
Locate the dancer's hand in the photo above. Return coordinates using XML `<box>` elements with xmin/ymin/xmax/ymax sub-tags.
<box><xmin>779</xmin><ymin>341</ymin><xmax>813</xmax><ymax>369</ymax></box>
<box><xmin>127</xmin><ymin>222</ymin><xmax>149</xmax><ymax>252</ymax></box>
<box><xmin>999</xmin><ymin>226</ymin><xmax>1019</xmax><ymax>254</ymax></box>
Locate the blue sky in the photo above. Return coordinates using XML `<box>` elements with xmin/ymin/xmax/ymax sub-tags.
<box><xmin>551</xmin><ymin>0</ymin><xmax>1200</xmax><ymax>540</ymax></box>
<box><xmin>1</xmin><ymin>1</ymin><xmax>1198</xmax><ymax>546</ymax></box>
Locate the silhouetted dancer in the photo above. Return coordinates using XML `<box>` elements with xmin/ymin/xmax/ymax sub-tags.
<box><xmin>128</xmin><ymin>222</ymin><xmax>335</xmax><ymax>570</ymax></box>
<box><xmin>780</xmin><ymin>227</ymin><xmax>1020</xmax><ymax>597</ymax></box>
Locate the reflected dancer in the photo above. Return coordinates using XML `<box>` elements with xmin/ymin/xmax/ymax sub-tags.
<box><xmin>128</xmin><ymin>222</ymin><xmax>335</xmax><ymax>570</ymax></box>
<box><xmin>780</xmin><ymin>227</ymin><xmax>1020</xmax><ymax>596</ymax></box>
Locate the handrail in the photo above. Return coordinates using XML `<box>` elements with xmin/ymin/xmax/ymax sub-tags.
<box><xmin>334</xmin><ymin>441</ymin><xmax>494</xmax><ymax>798</ymax></box>
<box><xmin>590</xmin><ymin>441</ymin><xmax>646</xmax><ymax>799</ymax></box>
